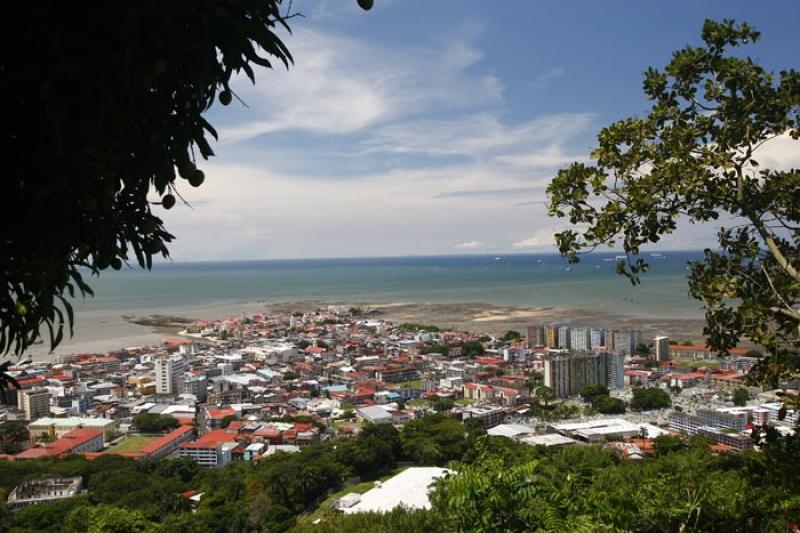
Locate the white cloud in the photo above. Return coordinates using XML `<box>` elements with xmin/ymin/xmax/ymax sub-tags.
<box><xmin>220</xmin><ymin>25</ymin><xmax>502</xmax><ymax>141</ymax></box>
<box><xmin>454</xmin><ymin>240</ymin><xmax>484</xmax><ymax>249</ymax></box>
<box><xmin>529</xmin><ymin>67</ymin><xmax>566</xmax><ymax>90</ymax></box>
<box><xmin>362</xmin><ymin>112</ymin><xmax>593</xmax><ymax>161</ymax></box>
<box><xmin>512</xmin><ymin>229</ymin><xmax>557</xmax><ymax>250</ymax></box>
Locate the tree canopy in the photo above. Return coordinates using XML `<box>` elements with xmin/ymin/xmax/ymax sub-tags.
<box><xmin>547</xmin><ymin>19</ymin><xmax>800</xmax><ymax>390</ymax></box>
<box><xmin>1</xmin><ymin>2</ymin><xmax>298</xmax><ymax>356</ymax></box>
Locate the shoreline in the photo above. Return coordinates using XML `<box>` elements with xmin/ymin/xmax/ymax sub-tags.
<box><xmin>22</xmin><ymin>299</ymin><xmax>709</xmax><ymax>361</ymax></box>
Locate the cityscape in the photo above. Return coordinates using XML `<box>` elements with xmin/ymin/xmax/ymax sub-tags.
<box><xmin>2</xmin><ymin>1</ymin><xmax>799</xmax><ymax>531</ymax></box>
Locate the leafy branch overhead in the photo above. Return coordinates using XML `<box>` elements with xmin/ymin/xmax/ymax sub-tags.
<box><xmin>0</xmin><ymin>1</ymin><xmax>296</xmax><ymax>356</ymax></box>
<box><xmin>547</xmin><ymin>20</ymin><xmax>800</xmax><ymax>361</ymax></box>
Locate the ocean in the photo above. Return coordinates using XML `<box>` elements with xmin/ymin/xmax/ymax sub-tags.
<box><xmin>28</xmin><ymin>251</ymin><xmax>706</xmax><ymax>357</ymax></box>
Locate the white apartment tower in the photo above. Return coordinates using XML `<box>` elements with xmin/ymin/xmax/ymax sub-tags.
<box><xmin>155</xmin><ymin>354</ymin><xmax>187</xmax><ymax>395</ymax></box>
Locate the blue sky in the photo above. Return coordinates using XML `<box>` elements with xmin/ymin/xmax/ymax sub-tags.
<box><xmin>163</xmin><ymin>0</ymin><xmax>800</xmax><ymax>261</ymax></box>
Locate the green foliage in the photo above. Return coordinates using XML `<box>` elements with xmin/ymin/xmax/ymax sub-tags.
<box><xmin>294</xmin><ymin>508</ymin><xmax>445</xmax><ymax>533</ymax></box>
<box><xmin>133</xmin><ymin>413</ymin><xmax>180</xmax><ymax>433</ymax></box>
<box><xmin>282</xmin><ymin>371</ymin><xmax>298</xmax><ymax>380</ymax></box>
<box><xmin>653</xmin><ymin>434</ymin><xmax>687</xmax><ymax>456</ymax></box>
<box><xmin>220</xmin><ymin>414</ymin><xmax>238</xmax><ymax>429</ymax></box>
<box><xmin>433</xmin><ymin>398</ymin><xmax>455</xmax><ymax>412</ymax></box>
<box><xmin>633</xmin><ymin>343</ymin><xmax>651</xmax><ymax>357</ymax></box>
<box><xmin>732</xmin><ymin>387</ymin><xmax>750</xmax><ymax>406</ymax></box>
<box><xmin>400</xmin><ymin>414</ymin><xmax>468</xmax><ymax>466</ymax></box>
<box><xmin>457</xmin><ymin>340</ymin><xmax>486</xmax><ymax>357</ymax></box>
<box><xmin>502</xmin><ymin>330</ymin><xmax>522</xmax><ymax>341</ymax></box>
<box><xmin>0</xmin><ymin>421</ymin><xmax>29</xmax><ymax>454</ymax></box>
<box><xmin>595</xmin><ymin>396</ymin><xmax>626</xmax><ymax>414</ymax></box>
<box><xmin>630</xmin><ymin>387</ymin><xmax>672</xmax><ymax>411</ymax></box>
<box><xmin>1</xmin><ymin>1</ymin><xmax>295</xmax><ymax>356</ymax></box>
<box><xmin>547</xmin><ymin>19</ymin><xmax>800</xmax><ymax>378</ymax></box>
<box><xmin>580</xmin><ymin>384</ymin><xmax>610</xmax><ymax>404</ymax></box>
<box><xmin>400</xmin><ymin>322</ymin><xmax>441</xmax><ymax>332</ymax></box>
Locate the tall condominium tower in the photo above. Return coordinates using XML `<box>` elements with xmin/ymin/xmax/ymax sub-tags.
<box><xmin>155</xmin><ymin>354</ymin><xmax>187</xmax><ymax>395</ymax></box>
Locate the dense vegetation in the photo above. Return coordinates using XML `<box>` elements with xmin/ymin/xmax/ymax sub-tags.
<box><xmin>1</xmin><ymin>421</ymin><xmax>798</xmax><ymax>532</ymax></box>
<box><xmin>133</xmin><ymin>413</ymin><xmax>181</xmax><ymax>433</ymax></box>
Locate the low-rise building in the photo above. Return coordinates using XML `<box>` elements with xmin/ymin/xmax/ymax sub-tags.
<box><xmin>7</xmin><ymin>477</ymin><xmax>83</xmax><ymax>508</ymax></box>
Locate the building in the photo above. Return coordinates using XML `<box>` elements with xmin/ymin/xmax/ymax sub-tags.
<box><xmin>179</xmin><ymin>429</ymin><xmax>238</xmax><ymax>467</ymax></box>
<box><xmin>461</xmin><ymin>405</ymin><xmax>505</xmax><ymax>428</ymax></box>
<box><xmin>550</xmin><ymin>418</ymin><xmax>667</xmax><ymax>443</ymax></box>
<box><xmin>18</xmin><ymin>388</ymin><xmax>50</xmax><ymax>420</ymax></box>
<box><xmin>340</xmin><ymin>467</ymin><xmax>451</xmax><ymax>514</ymax></box>
<box><xmin>526</xmin><ymin>325</ymin><xmax>545</xmax><ymax>347</ymax></box>
<box><xmin>654</xmin><ymin>336</ymin><xmax>671</xmax><ymax>362</ymax></box>
<box><xmin>570</xmin><ymin>328</ymin><xmax>592</xmax><ymax>352</ymax></box>
<box><xmin>545</xmin><ymin>325</ymin><xmax>559</xmax><ymax>349</ymax></box>
<box><xmin>28</xmin><ymin>417</ymin><xmax>119</xmax><ymax>440</ymax></box>
<box><xmin>15</xmin><ymin>428</ymin><xmax>105</xmax><ymax>459</ymax></box>
<box><xmin>155</xmin><ymin>354</ymin><xmax>187</xmax><ymax>395</ymax></box>
<box><xmin>612</xmin><ymin>330</ymin><xmax>642</xmax><ymax>355</ymax></box>
<box><xmin>375</xmin><ymin>367</ymin><xmax>418</xmax><ymax>384</ymax></box>
<box><xmin>182</xmin><ymin>374</ymin><xmax>208</xmax><ymax>402</ymax></box>
<box><xmin>607</xmin><ymin>352</ymin><xmax>625</xmax><ymax>390</ymax></box>
<box><xmin>558</xmin><ymin>326</ymin><xmax>571</xmax><ymax>350</ymax></box>
<box><xmin>668</xmin><ymin>409</ymin><xmax>748</xmax><ymax>434</ymax></box>
<box><xmin>544</xmin><ymin>351</ymin><xmax>614</xmax><ymax>397</ymax></box>
<box><xmin>138</xmin><ymin>425</ymin><xmax>195</xmax><ymax>461</ymax></box>
<box><xmin>6</xmin><ymin>477</ymin><xmax>83</xmax><ymax>509</ymax></box>
<box><xmin>590</xmin><ymin>329</ymin><xmax>605</xmax><ymax>349</ymax></box>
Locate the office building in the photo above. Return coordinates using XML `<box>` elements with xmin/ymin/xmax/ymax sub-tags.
<box><xmin>545</xmin><ymin>325</ymin><xmax>559</xmax><ymax>349</ymax></box>
<box><xmin>526</xmin><ymin>325</ymin><xmax>545</xmax><ymax>347</ymax></box>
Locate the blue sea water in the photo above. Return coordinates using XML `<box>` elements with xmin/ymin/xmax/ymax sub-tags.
<box><xmin>78</xmin><ymin>251</ymin><xmax>705</xmax><ymax>317</ymax></box>
<box><xmin>31</xmin><ymin>251</ymin><xmax>706</xmax><ymax>356</ymax></box>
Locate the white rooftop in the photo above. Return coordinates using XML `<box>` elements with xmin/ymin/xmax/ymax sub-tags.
<box><xmin>520</xmin><ymin>434</ymin><xmax>578</xmax><ymax>447</ymax></box>
<box><xmin>487</xmin><ymin>423</ymin><xmax>535</xmax><ymax>439</ymax></box>
<box><xmin>342</xmin><ymin>467</ymin><xmax>450</xmax><ymax>514</ymax></box>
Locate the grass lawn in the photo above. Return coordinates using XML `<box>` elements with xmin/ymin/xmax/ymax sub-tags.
<box><xmin>300</xmin><ymin>467</ymin><xmax>408</xmax><ymax>524</ymax></box>
<box><xmin>107</xmin><ymin>435</ymin><xmax>157</xmax><ymax>453</ymax></box>
<box><xmin>455</xmin><ymin>398</ymin><xmax>473</xmax><ymax>406</ymax></box>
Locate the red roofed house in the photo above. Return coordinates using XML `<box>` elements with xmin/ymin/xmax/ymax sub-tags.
<box><xmin>16</xmin><ymin>428</ymin><xmax>104</xmax><ymax>460</ymax></box>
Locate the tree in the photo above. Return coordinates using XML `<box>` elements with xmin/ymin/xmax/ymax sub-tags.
<box><xmin>580</xmin><ymin>384</ymin><xmax>610</xmax><ymax>405</ymax></box>
<box><xmin>433</xmin><ymin>398</ymin><xmax>454</xmax><ymax>412</ymax></box>
<box><xmin>534</xmin><ymin>385</ymin><xmax>554</xmax><ymax>408</ymax></box>
<box><xmin>0</xmin><ymin>2</ymin><xmax>302</xmax><ymax>358</ymax></box>
<box><xmin>732</xmin><ymin>387</ymin><xmax>750</xmax><ymax>406</ymax></box>
<box><xmin>547</xmin><ymin>19</ymin><xmax>800</xmax><ymax>386</ymax></box>
<box><xmin>595</xmin><ymin>396</ymin><xmax>626</xmax><ymax>415</ymax></box>
<box><xmin>133</xmin><ymin>413</ymin><xmax>180</xmax><ymax>433</ymax></box>
<box><xmin>400</xmin><ymin>414</ymin><xmax>468</xmax><ymax>466</ymax></box>
<box><xmin>630</xmin><ymin>388</ymin><xmax>672</xmax><ymax>411</ymax></box>
<box><xmin>503</xmin><ymin>330</ymin><xmax>522</xmax><ymax>341</ymax></box>
<box><xmin>633</xmin><ymin>344</ymin><xmax>651</xmax><ymax>358</ymax></box>
<box><xmin>282</xmin><ymin>371</ymin><xmax>298</xmax><ymax>381</ymax></box>
<box><xmin>0</xmin><ymin>421</ymin><xmax>29</xmax><ymax>454</ymax></box>
<box><xmin>652</xmin><ymin>434</ymin><xmax>687</xmax><ymax>456</ymax></box>
<box><xmin>220</xmin><ymin>414</ymin><xmax>238</xmax><ymax>429</ymax></box>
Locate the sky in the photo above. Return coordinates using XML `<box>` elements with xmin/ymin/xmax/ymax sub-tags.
<box><xmin>161</xmin><ymin>0</ymin><xmax>800</xmax><ymax>261</ymax></box>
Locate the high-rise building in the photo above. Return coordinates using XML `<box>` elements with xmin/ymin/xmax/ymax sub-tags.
<box><xmin>18</xmin><ymin>388</ymin><xmax>50</xmax><ymax>420</ymax></box>
<box><xmin>570</xmin><ymin>327</ymin><xmax>592</xmax><ymax>351</ymax></box>
<box><xmin>654</xmin><ymin>336</ymin><xmax>671</xmax><ymax>361</ymax></box>
<box><xmin>607</xmin><ymin>352</ymin><xmax>625</xmax><ymax>390</ymax></box>
<box><xmin>544</xmin><ymin>352</ymin><xmax>617</xmax><ymax>397</ymax></box>
<box><xmin>612</xmin><ymin>330</ymin><xmax>643</xmax><ymax>356</ymax></box>
<box><xmin>558</xmin><ymin>326</ymin><xmax>571</xmax><ymax>350</ymax></box>
<box><xmin>155</xmin><ymin>354</ymin><xmax>187</xmax><ymax>395</ymax></box>
<box><xmin>545</xmin><ymin>325</ymin><xmax>559</xmax><ymax>349</ymax></box>
<box><xmin>590</xmin><ymin>328</ymin><xmax>605</xmax><ymax>349</ymax></box>
<box><xmin>526</xmin><ymin>325</ymin><xmax>545</xmax><ymax>347</ymax></box>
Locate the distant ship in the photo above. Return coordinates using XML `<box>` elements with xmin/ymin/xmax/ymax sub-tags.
<box><xmin>494</xmin><ymin>257</ymin><xmax>502</xmax><ymax>261</ymax></box>
<box><xmin>614</xmin><ymin>255</ymin><xmax>627</xmax><ymax>259</ymax></box>
<box><xmin>565</xmin><ymin>267</ymin><xmax>571</xmax><ymax>272</ymax></box>
<box><xmin>650</xmin><ymin>252</ymin><xmax>665</xmax><ymax>258</ymax></box>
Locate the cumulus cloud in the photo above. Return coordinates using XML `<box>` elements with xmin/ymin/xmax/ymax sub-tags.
<box><xmin>512</xmin><ymin>229</ymin><xmax>557</xmax><ymax>250</ymax></box>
